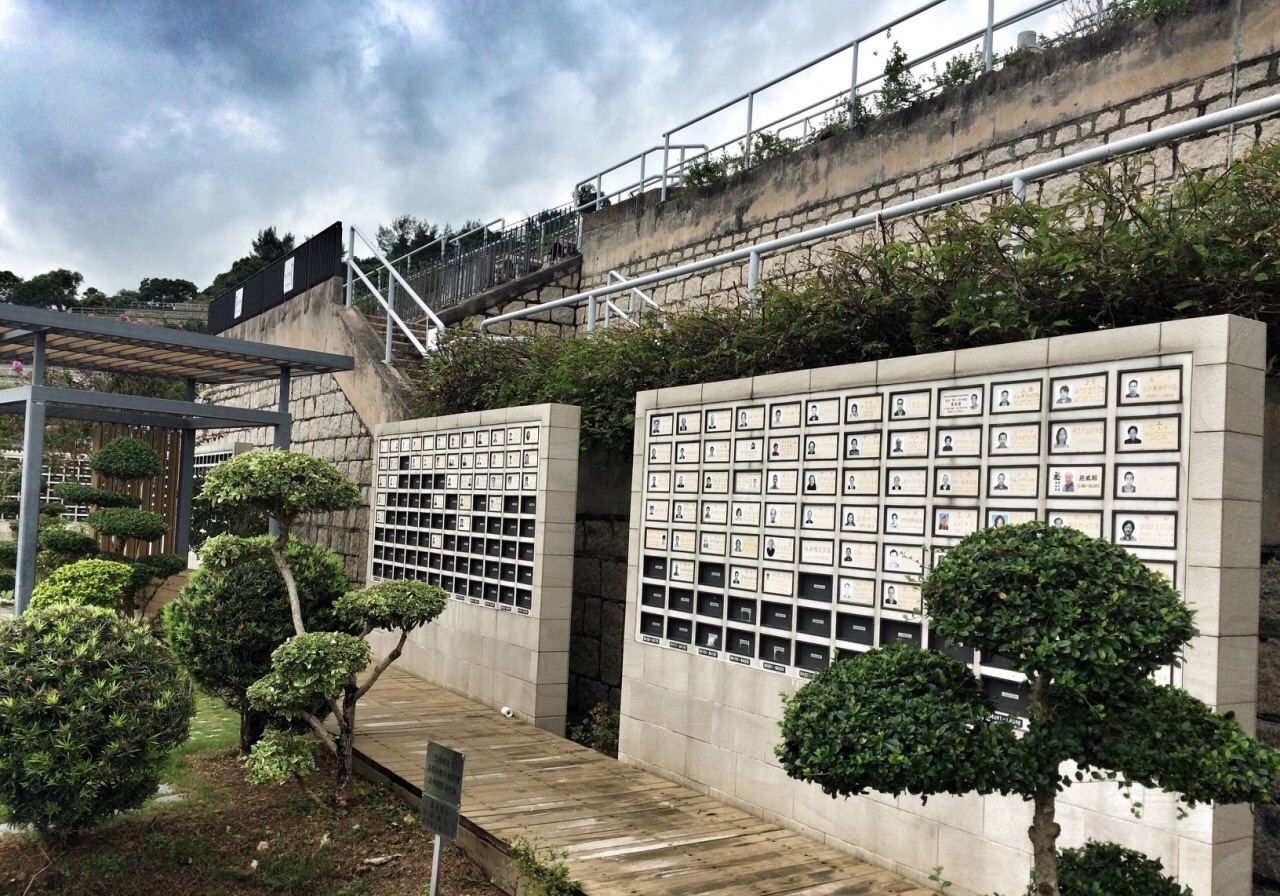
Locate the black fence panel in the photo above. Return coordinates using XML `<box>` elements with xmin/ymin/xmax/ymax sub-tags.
<box><xmin>207</xmin><ymin>222</ymin><xmax>344</xmax><ymax>334</ymax></box>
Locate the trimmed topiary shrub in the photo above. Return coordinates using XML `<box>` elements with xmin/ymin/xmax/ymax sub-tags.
<box><xmin>29</xmin><ymin>558</ymin><xmax>134</xmax><ymax>613</ymax></box>
<box><xmin>1054</xmin><ymin>840</ymin><xmax>1190</xmax><ymax>896</ymax></box>
<box><xmin>164</xmin><ymin>535</ymin><xmax>353</xmax><ymax>752</ymax></box>
<box><xmin>52</xmin><ymin>482</ymin><xmax>142</xmax><ymax>509</ymax></box>
<box><xmin>89</xmin><ymin>436</ymin><xmax>161</xmax><ymax>481</ymax></box>
<box><xmin>86</xmin><ymin>506</ymin><xmax>167</xmax><ymax>544</ymax></box>
<box><xmin>37</xmin><ymin>527</ymin><xmax>99</xmax><ymax>560</ymax></box>
<box><xmin>0</xmin><ymin>604</ymin><xmax>194</xmax><ymax>843</ymax></box>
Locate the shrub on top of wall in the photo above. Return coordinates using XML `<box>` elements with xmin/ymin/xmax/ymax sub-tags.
<box><xmin>414</xmin><ymin>143</ymin><xmax>1280</xmax><ymax>454</ymax></box>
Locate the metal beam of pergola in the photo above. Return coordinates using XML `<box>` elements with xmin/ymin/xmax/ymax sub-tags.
<box><xmin>0</xmin><ymin>303</ymin><xmax>355</xmax><ymax>614</ymax></box>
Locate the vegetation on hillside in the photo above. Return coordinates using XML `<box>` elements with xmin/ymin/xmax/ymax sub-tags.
<box><xmin>413</xmin><ymin>140</ymin><xmax>1280</xmax><ymax>453</ymax></box>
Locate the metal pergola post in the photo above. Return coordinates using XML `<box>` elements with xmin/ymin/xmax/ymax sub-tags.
<box><xmin>14</xmin><ymin>333</ymin><xmax>46</xmax><ymax>614</ymax></box>
<box><xmin>173</xmin><ymin>378</ymin><xmax>197</xmax><ymax>557</ymax></box>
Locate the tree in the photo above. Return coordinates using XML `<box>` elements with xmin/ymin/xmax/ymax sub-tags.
<box><xmin>6</xmin><ymin>269</ymin><xmax>82</xmax><ymax>310</ymax></box>
<box><xmin>777</xmin><ymin>522</ymin><xmax>1280</xmax><ymax>896</ymax></box>
<box><xmin>164</xmin><ymin>534</ymin><xmax>354</xmax><ymax>752</ymax></box>
<box><xmin>252</xmin><ymin>226</ymin><xmax>295</xmax><ymax>263</ymax></box>
<box><xmin>200</xmin><ymin>449</ymin><xmax>447</xmax><ymax>804</ymax></box>
<box><xmin>376</xmin><ymin>214</ymin><xmax>441</xmax><ymax>259</ymax></box>
<box><xmin>136</xmin><ymin>276</ymin><xmax>198</xmax><ymax>306</ymax></box>
<box><xmin>0</xmin><ymin>270</ymin><xmax>20</xmax><ymax>304</ymax></box>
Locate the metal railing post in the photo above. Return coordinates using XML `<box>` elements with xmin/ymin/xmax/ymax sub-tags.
<box><xmin>747</xmin><ymin>251</ymin><xmax>761</xmax><ymax>305</ymax></box>
<box><xmin>744</xmin><ymin>92</ymin><xmax>755</xmax><ymax>170</ymax></box>
<box><xmin>586</xmin><ymin>292</ymin><xmax>596</xmax><ymax>332</ymax></box>
<box><xmin>984</xmin><ymin>0</ymin><xmax>996</xmax><ymax>71</ymax></box>
<box><xmin>1012</xmin><ymin>176</ymin><xmax>1027</xmax><ymax>202</ymax></box>
<box><xmin>660</xmin><ymin>135</ymin><xmax>671</xmax><ymax>201</ymax></box>
<box><xmin>345</xmin><ymin>226</ymin><xmax>355</xmax><ymax>307</ymax></box>
<box><xmin>596</xmin><ymin>175</ymin><xmax>603</xmax><ymax>211</ymax></box>
<box><xmin>850</xmin><ymin>40</ymin><xmax>860</xmax><ymax>123</ymax></box>
<box><xmin>386</xmin><ymin>279</ymin><xmax>395</xmax><ymax>364</ymax></box>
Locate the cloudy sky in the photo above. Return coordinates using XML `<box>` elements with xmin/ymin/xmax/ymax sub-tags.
<box><xmin>0</xmin><ymin>0</ymin><xmax>1066</xmax><ymax>295</ymax></box>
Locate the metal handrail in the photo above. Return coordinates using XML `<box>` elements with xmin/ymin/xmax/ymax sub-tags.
<box><xmin>575</xmin><ymin>144</ymin><xmax>709</xmax><ymax>211</ymax></box>
<box><xmin>345</xmin><ymin>224</ymin><xmax>445</xmax><ymax>361</ymax></box>
<box><xmin>481</xmin><ymin>92</ymin><xmax>1280</xmax><ymax>334</ymax></box>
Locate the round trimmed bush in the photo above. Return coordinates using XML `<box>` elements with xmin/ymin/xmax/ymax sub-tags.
<box><xmin>86</xmin><ymin>507</ymin><xmax>167</xmax><ymax>543</ymax></box>
<box><xmin>37</xmin><ymin>527</ymin><xmax>99</xmax><ymax>560</ymax></box>
<box><xmin>164</xmin><ymin>536</ymin><xmax>353</xmax><ymax>751</ymax></box>
<box><xmin>1054</xmin><ymin>840</ymin><xmax>1191</xmax><ymax>896</ymax></box>
<box><xmin>0</xmin><ymin>604</ymin><xmax>194</xmax><ymax>843</ymax></box>
<box><xmin>89</xmin><ymin>437</ymin><xmax>160</xmax><ymax>481</ymax></box>
<box><xmin>29</xmin><ymin>558</ymin><xmax>134</xmax><ymax>612</ymax></box>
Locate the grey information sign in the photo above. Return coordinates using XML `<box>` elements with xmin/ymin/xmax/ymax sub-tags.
<box><xmin>420</xmin><ymin>741</ymin><xmax>465</xmax><ymax>841</ymax></box>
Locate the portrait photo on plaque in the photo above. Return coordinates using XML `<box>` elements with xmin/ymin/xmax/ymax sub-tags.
<box><xmin>883</xmin><ymin>543</ymin><xmax>924</xmax><ymax>574</ymax></box>
<box><xmin>522</xmin><ymin>450</ymin><xmax>538</xmax><ymax>468</ymax></box>
<box><xmin>696</xmin><ymin>532</ymin><xmax>727</xmax><ymax>552</ymax></box>
<box><xmin>885</xmin><ymin>468</ymin><xmax>928</xmax><ymax>497</ymax></box>
<box><xmin>805</xmin><ymin>397</ymin><xmax>841</xmax><ymax>426</ymax></box>
<box><xmin>764</xmin><ymin>502</ymin><xmax>794</xmax><ymax>528</ymax></box>
<box><xmin>839</xmin><ymin>540</ymin><xmax>878</xmax><ymax>570</ymax></box>
<box><xmin>1048</xmin><ymin>465</ymin><xmax>1104</xmax><ymax>498</ymax></box>
<box><xmin>734</xmin><ymin>470</ymin><xmax>764</xmax><ymax>494</ymax></box>
<box><xmin>522</xmin><ymin>473</ymin><xmax>537</xmax><ymax>490</ymax></box>
<box><xmin>1049</xmin><ymin>372</ymin><xmax>1108</xmax><ymax>409</ymax></box>
<box><xmin>736</xmin><ymin>405</ymin><xmax>766</xmax><ymax>431</ymax></box>
<box><xmin>800</xmin><ymin>539</ymin><xmax>835</xmax><ymax>566</ymax></box>
<box><xmin>728</xmin><ymin>565</ymin><xmax>759</xmax><ymax>591</ymax></box>
<box><xmin>883</xmin><ymin>505</ymin><xmax>926</xmax><ymax>536</ymax></box>
<box><xmin>840</xmin><ymin>505</ymin><xmax>878</xmax><ymax>533</ymax></box>
<box><xmin>845</xmin><ymin>394</ymin><xmax>884</xmax><ymax>422</ymax></box>
<box><xmin>670</xmin><ymin>559</ymin><xmax>695</xmax><ymax>583</ymax></box>
<box><xmin>1118</xmin><ymin>367</ymin><xmax>1183</xmax><ymax>406</ymax></box>
<box><xmin>649</xmin><ymin>414</ymin><xmax>674</xmax><ymax>437</ymax></box>
<box><xmin>1116</xmin><ymin>416</ymin><xmax>1181</xmax><ymax>453</ymax></box>
<box><xmin>991</xmin><ymin>379</ymin><xmax>1043</xmax><ymax>413</ymax></box>
<box><xmin>731</xmin><ymin>501</ymin><xmax>761</xmax><ymax>526</ymax></box>
<box><xmin>703</xmin><ymin>440</ymin><xmax>730</xmax><ymax>463</ymax></box>
<box><xmin>802</xmin><ymin>469</ymin><xmax>838</xmax><ymax>496</ymax></box>
<box><xmin>842</xmin><ymin>467</ymin><xmax>881</xmax><ymax>496</ymax></box>
<box><xmin>844</xmin><ymin>430</ymin><xmax>882</xmax><ymax>459</ymax></box>
<box><xmin>676</xmin><ymin>412</ymin><xmax>701</xmax><ymax>434</ymax></box>
<box><xmin>762</xmin><ymin>535</ymin><xmax>795</xmax><ymax>563</ymax></box>
<box><xmin>888</xmin><ymin>390</ymin><xmax>931</xmax><ymax>420</ymax></box>
<box><xmin>1114</xmin><ymin>463</ymin><xmax>1179</xmax><ymax>500</ymax></box>
<box><xmin>769</xmin><ymin>402</ymin><xmax>802</xmax><ymax>429</ymax></box>
<box><xmin>838</xmin><ymin>576</ymin><xmax>877</xmax><ymax>606</ymax></box>
<box><xmin>1047</xmin><ymin>510</ymin><xmax>1104</xmax><ymax>538</ymax></box>
<box><xmin>671</xmin><ymin>500</ymin><xmax>697</xmax><ymax>522</ymax></box>
<box><xmin>769</xmin><ymin>435</ymin><xmax>801</xmax><ymax>462</ymax></box>
<box><xmin>935</xmin><ymin>427</ymin><xmax>982</xmax><ymax>457</ymax></box>
<box><xmin>704</xmin><ymin>408</ymin><xmax>732</xmax><ymax>433</ymax></box>
<box><xmin>989</xmin><ymin>423</ymin><xmax>1040</xmax><ymax>456</ymax></box>
<box><xmin>766</xmin><ymin>469</ymin><xmax>800</xmax><ymax>495</ymax></box>
<box><xmin>882</xmin><ymin>581</ymin><xmax>922</xmax><ymax>613</ymax></box>
<box><xmin>933</xmin><ymin>507</ymin><xmax>979</xmax><ymax>537</ymax></box>
<box><xmin>730</xmin><ymin>534</ymin><xmax>760</xmax><ymax>559</ymax></box>
<box><xmin>669</xmin><ymin>471</ymin><xmax>690</xmax><ymax>493</ymax></box>
<box><xmin>938</xmin><ymin>386</ymin><xmax>984</xmax><ymax>417</ymax></box>
<box><xmin>1113</xmin><ymin>512</ymin><xmax>1177</xmax><ymax>548</ymax></box>
<box><xmin>803</xmin><ymin>433</ymin><xmax>841</xmax><ymax>461</ymax></box>
<box><xmin>987</xmin><ymin>466</ymin><xmax>1040</xmax><ymax>498</ymax></box>
<box><xmin>886</xmin><ymin>430</ymin><xmax>930</xmax><ymax>458</ymax></box>
<box><xmin>449</xmin><ymin>433</ymin><xmax>461</xmax><ymax>449</ymax></box>
<box><xmin>735</xmin><ymin>437</ymin><xmax>765</xmax><ymax>463</ymax></box>
<box><xmin>800</xmin><ymin>504</ymin><xmax>836</xmax><ymax>530</ymax></box>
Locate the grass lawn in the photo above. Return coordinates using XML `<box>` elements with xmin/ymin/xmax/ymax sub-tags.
<box><xmin>0</xmin><ymin>694</ymin><xmax>506</xmax><ymax>896</ymax></box>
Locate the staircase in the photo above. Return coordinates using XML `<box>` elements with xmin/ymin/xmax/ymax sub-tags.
<box><xmin>360</xmin><ymin>313</ymin><xmax>433</xmax><ymax>369</ymax></box>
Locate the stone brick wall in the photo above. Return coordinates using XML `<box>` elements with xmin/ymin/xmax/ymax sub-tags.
<box><xmin>576</xmin><ymin>0</ymin><xmax>1280</xmax><ymax>322</ymax></box>
<box><xmin>570</xmin><ymin>515</ymin><xmax>628</xmax><ymax>719</ymax></box>
<box><xmin>200</xmin><ymin>371</ymin><xmax>373</xmax><ymax>584</ymax></box>
<box><xmin>441</xmin><ymin>255</ymin><xmax>583</xmax><ymax>338</ymax></box>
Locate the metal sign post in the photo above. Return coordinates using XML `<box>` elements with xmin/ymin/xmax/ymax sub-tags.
<box><xmin>420</xmin><ymin>741</ymin><xmax>465</xmax><ymax>896</ymax></box>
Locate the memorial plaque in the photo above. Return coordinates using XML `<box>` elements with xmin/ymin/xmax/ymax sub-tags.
<box><xmin>676</xmin><ymin>412</ymin><xmax>701</xmax><ymax>434</ymax></box>
<box><xmin>730</xmin><ymin>534</ymin><xmax>760</xmax><ymax>559</ymax></box>
<box><xmin>769</xmin><ymin>402</ymin><xmax>801</xmax><ymax>428</ymax></box>
<box><xmin>842</xmin><ymin>467</ymin><xmax>881</xmax><ymax>495</ymax></box>
<box><xmin>1046</xmin><ymin>510</ymin><xmax>1103</xmax><ymax>538</ymax></box>
<box><xmin>882</xmin><ymin>544</ymin><xmax>924</xmax><ymax>575</ymax></box>
<box><xmin>843</xmin><ymin>431</ymin><xmax>882</xmax><ymax>459</ymax></box>
<box><xmin>1116</xmin><ymin>416</ymin><xmax>1181</xmax><ymax>453</ymax></box>
<box><xmin>888</xmin><ymin>390</ymin><xmax>931</xmax><ymax>420</ymax></box>
<box><xmin>769</xmin><ymin>436</ymin><xmax>801</xmax><ymax>462</ymax></box>
<box><xmin>1048</xmin><ymin>420</ymin><xmax>1106</xmax><ymax>455</ymax></box>
<box><xmin>804</xmin><ymin>398</ymin><xmax>841</xmax><ymax>425</ymax></box>
<box><xmin>669</xmin><ymin>530</ymin><xmax>694</xmax><ymax>553</ymax></box>
<box><xmin>731</xmin><ymin>502</ymin><xmax>761</xmax><ymax>526</ymax></box>
<box><xmin>938</xmin><ymin>386</ymin><xmax>984</xmax><ymax>417</ymax></box>
<box><xmin>1119</xmin><ymin>367</ymin><xmax>1182</xmax><ymax>406</ymax></box>
<box><xmin>728</xmin><ymin>565</ymin><xmax>758</xmax><ymax>591</ymax></box>
<box><xmin>735</xmin><ymin>406</ymin><xmax>766</xmax><ymax>430</ymax></box>
<box><xmin>647</xmin><ymin>443</ymin><xmax>673</xmax><ymax>464</ymax></box>
<box><xmin>881</xmin><ymin>581</ymin><xmax>921</xmax><ymax>613</ymax></box>
<box><xmin>934</xmin><ymin>467</ymin><xmax>979</xmax><ymax>497</ymax></box>
<box><xmin>735</xmin><ymin>438</ymin><xmax>765</xmax><ymax>462</ymax></box>
<box><xmin>801</xmin><ymin>469</ymin><xmax>838</xmax><ymax>496</ymax></box>
<box><xmin>885</xmin><ymin>468</ymin><xmax>928</xmax><ymax>497</ymax></box>
<box><xmin>762</xmin><ymin>536</ymin><xmax>794</xmax><ymax>563</ymax></box>
<box><xmin>644</xmin><ymin>528</ymin><xmax>668</xmax><ymax>550</ymax></box>
<box><xmin>1049</xmin><ymin>372</ymin><xmax>1107</xmax><ymax>409</ymax></box>
<box><xmin>800</xmin><ymin>539</ymin><xmax>835</xmax><ymax>566</ymax></box>
<box><xmin>987</xmin><ymin>466</ymin><xmax>1039</xmax><ymax>498</ymax></box>
<box><xmin>800</xmin><ymin>504</ymin><xmax>836</xmax><ymax>530</ymax></box>
<box><xmin>704</xmin><ymin>409</ymin><xmax>732</xmax><ymax>433</ymax></box>
<box><xmin>650</xmin><ymin>414</ymin><xmax>674</xmax><ymax>436</ymax></box>
<box><xmin>933</xmin><ymin>507</ymin><xmax>978</xmax><ymax>537</ymax></box>
<box><xmin>886</xmin><ymin>430</ymin><xmax>929</xmax><ymax>458</ymax></box>
<box><xmin>762</xmin><ymin>568</ymin><xmax>795</xmax><ymax>596</ymax></box>
<box><xmin>802</xmin><ymin>434</ymin><xmax>840</xmax><ymax>461</ymax></box>
<box><xmin>839</xmin><ymin>505</ymin><xmax>878</xmax><ymax>533</ymax></box>
<box><xmin>845</xmin><ymin>394</ymin><xmax>884</xmax><ymax>422</ymax></box>
<box><xmin>1047</xmin><ymin>465</ymin><xmax>1104</xmax><ymax>498</ymax></box>
<box><xmin>838</xmin><ymin>540</ymin><xmax>878</xmax><ymax>570</ymax></box>
<box><xmin>935</xmin><ymin>427</ymin><xmax>982</xmax><ymax>457</ymax></box>
<box><xmin>764</xmin><ymin>503</ymin><xmax>794</xmax><ymax>528</ymax></box>
<box><xmin>733</xmin><ymin>470</ymin><xmax>764</xmax><ymax>494</ymax></box>
<box><xmin>671</xmin><ymin>500</ymin><xmax>697</xmax><ymax>523</ymax></box>
<box><xmin>701</xmin><ymin>501</ymin><xmax>729</xmax><ymax>524</ymax></box>
<box><xmin>646</xmin><ymin>471</ymin><xmax>671</xmax><ymax>493</ymax></box>
<box><xmin>699</xmin><ymin>532</ymin><xmax>727</xmax><ymax>556</ymax></box>
<box><xmin>883</xmin><ymin>505</ymin><xmax>925</xmax><ymax>536</ymax></box>
<box><xmin>987</xmin><ymin>509</ymin><xmax>1037</xmax><ymax>529</ymax></box>
<box><xmin>991</xmin><ymin>379</ymin><xmax>1043</xmax><ymax>413</ymax></box>
<box><xmin>765</xmin><ymin>470</ymin><xmax>799</xmax><ymax>494</ymax></box>
<box><xmin>989</xmin><ymin>423</ymin><xmax>1039</xmax><ymax>456</ymax></box>
<box><xmin>1114</xmin><ymin>463</ymin><xmax>1179</xmax><ymax>500</ymax></box>
<box><xmin>1113</xmin><ymin>511</ymin><xmax>1178</xmax><ymax>548</ymax></box>
<box><xmin>704</xmin><ymin>440</ymin><xmax>730</xmax><ymax>463</ymax></box>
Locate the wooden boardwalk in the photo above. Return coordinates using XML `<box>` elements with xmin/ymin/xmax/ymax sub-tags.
<box><xmin>353</xmin><ymin>668</ymin><xmax>931</xmax><ymax>896</ymax></box>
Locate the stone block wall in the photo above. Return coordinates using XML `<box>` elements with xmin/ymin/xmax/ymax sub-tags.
<box><xmin>442</xmin><ymin>255</ymin><xmax>584</xmax><ymax>338</ymax></box>
<box><xmin>576</xmin><ymin>1</ymin><xmax>1280</xmax><ymax>323</ymax></box>
<box><xmin>570</xmin><ymin>514</ymin><xmax>629</xmax><ymax>719</ymax></box>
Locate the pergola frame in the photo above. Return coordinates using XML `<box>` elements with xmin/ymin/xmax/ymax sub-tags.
<box><xmin>0</xmin><ymin>304</ymin><xmax>354</xmax><ymax>614</ymax></box>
